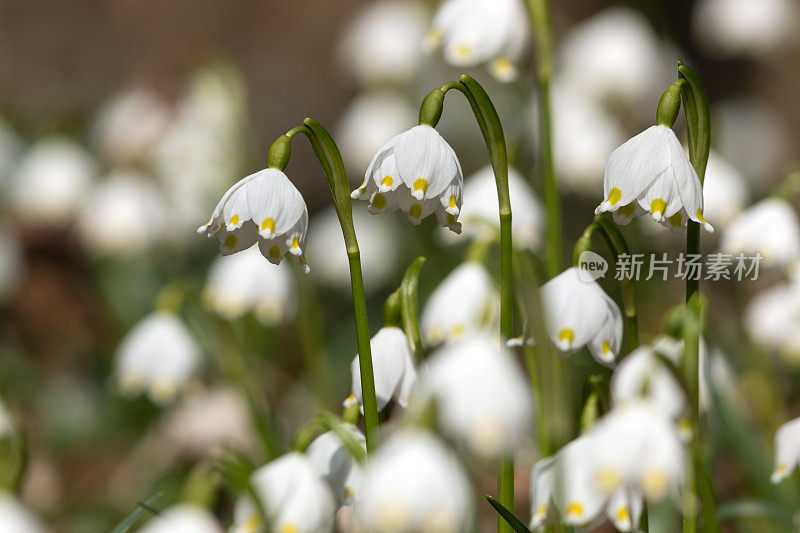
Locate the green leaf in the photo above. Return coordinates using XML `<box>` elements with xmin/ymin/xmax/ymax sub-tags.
<box><xmin>399</xmin><ymin>257</ymin><xmax>426</xmax><ymax>362</ymax></box>
<box><xmin>486</xmin><ymin>495</ymin><xmax>533</xmax><ymax>533</ymax></box>
<box><xmin>109</xmin><ymin>492</ymin><xmax>162</xmax><ymax>533</ymax></box>
<box><xmin>717</xmin><ymin>499</ymin><xmax>795</xmax><ymax>528</ymax></box>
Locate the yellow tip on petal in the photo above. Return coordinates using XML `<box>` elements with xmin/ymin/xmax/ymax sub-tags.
<box><xmin>535</xmin><ymin>504</ymin><xmax>547</xmax><ymax>518</ymax></box>
<box><xmin>602</xmin><ymin>340</ymin><xmax>611</xmax><ymax>354</ymax></box>
<box><xmin>292</xmin><ymin>237</ymin><xmax>299</xmax><ymax>249</ymax></box>
<box><xmin>229</xmin><ymin>214</ymin><xmax>240</xmax><ymax>226</ymax></box>
<box><xmin>449</xmin><ymin>195</ymin><xmax>457</xmax><ymax>209</ymax></box>
<box><xmin>371</xmin><ymin>193</ymin><xmax>387</xmax><ymax>210</ymax></box>
<box><xmin>696</xmin><ymin>209</ymin><xmax>707</xmax><ymax>224</ymax></box>
<box><xmin>607</xmin><ymin>188</ymin><xmax>622</xmax><ymax>206</ymax></box>
<box><xmin>279</xmin><ymin>524</ymin><xmax>298</xmax><ymax>533</ymax></box>
<box><xmin>413</xmin><ymin>179</ymin><xmax>429</xmax><ymax>194</ymax></box>
<box><xmin>565</xmin><ymin>502</ymin><xmax>584</xmax><ymax>518</ymax></box>
<box><xmin>381</xmin><ymin>175</ymin><xmax>393</xmax><ymax>187</ymax></box>
<box><xmin>650</xmin><ymin>198</ymin><xmax>667</xmax><ymax>216</ymax></box>
<box><xmin>618</xmin><ymin>203</ymin><xmax>636</xmax><ymax>218</ymax></box>
<box><xmin>455</xmin><ymin>44</ymin><xmax>472</xmax><ymax>60</ymax></box>
<box><xmin>596</xmin><ymin>468</ymin><xmax>621</xmax><ymax>493</ymax></box>
<box><xmin>642</xmin><ymin>469</ymin><xmax>669</xmax><ymax>499</ymax></box>
<box><xmin>343</xmin><ymin>486</ymin><xmax>356</xmax><ymax>502</ymax></box>
<box><xmin>224</xmin><ymin>234</ymin><xmax>238</xmax><ymax>250</ymax></box>
<box><xmin>243</xmin><ymin>515</ymin><xmax>261</xmax><ymax>533</ymax></box>
<box><xmin>669</xmin><ymin>212</ymin><xmax>683</xmax><ymax>228</ymax></box>
<box><xmin>616</xmin><ymin>506</ymin><xmax>630</xmax><ymax>522</ymax></box>
<box><xmin>261</xmin><ymin>217</ymin><xmax>276</xmax><ymax>234</ymax></box>
<box><xmin>558</xmin><ymin>328</ymin><xmax>575</xmax><ymax>346</ymax></box>
<box><xmin>409</xmin><ymin>203</ymin><xmax>423</xmax><ymax>219</ymax></box>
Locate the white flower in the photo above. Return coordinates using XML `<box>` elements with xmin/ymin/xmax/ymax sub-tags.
<box><xmin>540</xmin><ymin>267</ymin><xmax>623</xmax><ymax>366</ymax></box>
<box><xmin>419</xmin><ymin>334</ymin><xmax>534</xmax><ymax>458</ymax></box>
<box><xmin>305</xmin><ymin>205</ymin><xmax>401</xmax><ymax>295</ymax></box>
<box><xmin>356</xmin><ymin>430</ymin><xmax>472</xmax><ymax>533</ymax></box>
<box><xmin>10</xmin><ymin>137</ymin><xmax>96</xmax><ymax>226</ymax></box>
<box><xmin>421</xmin><ymin>262</ymin><xmax>499</xmax><ymax>345</ymax></box>
<box><xmin>595</xmin><ymin>125</ymin><xmax>713</xmax><ymax>233</ymax></box>
<box><xmin>0</xmin><ymin>494</ymin><xmax>45</xmax><ymax>533</ymax></box>
<box><xmin>198</xmin><ymin>168</ymin><xmax>310</xmax><ymax>272</ymax></box>
<box><xmin>114</xmin><ymin>311</ymin><xmax>202</xmax><ymax>405</ymax></box>
<box><xmin>232</xmin><ymin>452</ymin><xmax>335</xmax><ymax>533</ymax></box>
<box><xmin>529</xmin><ymin>457</ymin><xmax>556</xmax><ymax>530</ymax></box>
<box><xmin>306</xmin><ymin>426</ymin><xmax>366</xmax><ymax>505</ymax></box>
<box><xmin>78</xmin><ymin>171</ymin><xmax>168</xmax><ymax>257</ymax></box>
<box><xmin>771</xmin><ymin>416</ymin><xmax>800</xmax><ymax>483</ymax></box>
<box><xmin>0</xmin><ymin>228</ymin><xmax>23</xmax><ymax>304</ymax></box>
<box><xmin>442</xmin><ymin>165</ymin><xmax>543</xmax><ymax>251</ymax></box>
<box><xmin>139</xmin><ymin>504</ymin><xmax>222</xmax><ymax>533</ymax></box>
<box><xmin>91</xmin><ymin>87</ymin><xmax>172</xmax><ymax>166</ymax></box>
<box><xmin>351</xmin><ymin>125</ymin><xmax>463</xmax><ymax>233</ymax></box>
<box><xmin>336</xmin><ymin>91</ymin><xmax>417</xmax><ymax>174</ymax></box>
<box><xmin>345</xmin><ymin>327</ymin><xmax>417</xmax><ymax>413</ymax></box>
<box><xmin>203</xmin><ymin>245</ymin><xmax>295</xmax><ymax>325</ymax></box>
<box><xmin>693</xmin><ymin>0</ymin><xmax>798</xmax><ymax>57</ymax></box>
<box><xmin>425</xmin><ymin>0</ymin><xmax>529</xmax><ymax>82</ymax></box>
<box><xmin>744</xmin><ymin>280</ymin><xmax>800</xmax><ymax>361</ymax></box>
<box><xmin>339</xmin><ymin>0</ymin><xmax>427</xmax><ymax>85</ymax></box>
<box><xmin>701</xmin><ymin>152</ymin><xmax>748</xmax><ymax>229</ymax></box>
<box><xmin>720</xmin><ymin>198</ymin><xmax>800</xmax><ymax>268</ymax></box>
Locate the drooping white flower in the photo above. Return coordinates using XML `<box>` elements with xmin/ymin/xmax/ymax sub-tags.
<box><xmin>595</xmin><ymin>125</ymin><xmax>713</xmax><ymax>233</ymax></box>
<box><xmin>419</xmin><ymin>334</ymin><xmax>534</xmax><ymax>458</ymax></box>
<box><xmin>0</xmin><ymin>228</ymin><xmax>23</xmax><ymax>305</ymax></box>
<box><xmin>345</xmin><ymin>327</ymin><xmax>417</xmax><ymax>413</ymax></box>
<box><xmin>540</xmin><ymin>267</ymin><xmax>623</xmax><ymax>366</ymax></box>
<box><xmin>351</xmin><ymin>125</ymin><xmax>463</xmax><ymax>233</ymax></box>
<box><xmin>305</xmin><ymin>205</ymin><xmax>400</xmax><ymax>295</ymax></box>
<box><xmin>203</xmin><ymin>245</ymin><xmax>295</xmax><ymax>325</ymax></box>
<box><xmin>198</xmin><ymin>168</ymin><xmax>310</xmax><ymax>272</ymax></box>
<box><xmin>339</xmin><ymin>0</ymin><xmax>427</xmax><ymax>86</ymax></box>
<box><xmin>336</xmin><ymin>91</ymin><xmax>417</xmax><ymax>174</ymax></box>
<box><xmin>306</xmin><ymin>426</ymin><xmax>366</xmax><ymax>506</ymax></box>
<box><xmin>78</xmin><ymin>171</ymin><xmax>168</xmax><ymax>257</ymax></box>
<box><xmin>529</xmin><ymin>457</ymin><xmax>556</xmax><ymax>530</ymax></box>
<box><xmin>0</xmin><ymin>494</ymin><xmax>45</xmax><ymax>533</ymax></box>
<box><xmin>356</xmin><ymin>430</ymin><xmax>472</xmax><ymax>533</ymax></box>
<box><xmin>424</xmin><ymin>0</ymin><xmax>529</xmax><ymax>82</ymax></box>
<box><xmin>693</xmin><ymin>0</ymin><xmax>798</xmax><ymax>57</ymax></box>
<box><xmin>701</xmin><ymin>151</ymin><xmax>748</xmax><ymax>229</ymax></box>
<box><xmin>10</xmin><ymin>137</ymin><xmax>96</xmax><ymax>226</ymax></box>
<box><xmin>421</xmin><ymin>262</ymin><xmax>499</xmax><ymax>345</ymax></box>
<box><xmin>114</xmin><ymin>311</ymin><xmax>202</xmax><ymax>405</ymax></box>
<box><xmin>232</xmin><ymin>452</ymin><xmax>335</xmax><ymax>533</ymax></box>
<box><xmin>744</xmin><ymin>280</ymin><xmax>800</xmax><ymax>362</ymax></box>
<box><xmin>139</xmin><ymin>504</ymin><xmax>222</xmax><ymax>533</ymax></box>
<box><xmin>771</xmin><ymin>416</ymin><xmax>800</xmax><ymax>483</ymax></box>
<box><xmin>442</xmin><ymin>165</ymin><xmax>543</xmax><ymax>251</ymax></box>
<box><xmin>720</xmin><ymin>197</ymin><xmax>800</xmax><ymax>268</ymax></box>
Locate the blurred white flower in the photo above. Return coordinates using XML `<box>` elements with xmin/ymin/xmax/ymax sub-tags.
<box><xmin>559</xmin><ymin>8</ymin><xmax>669</xmax><ymax>105</ymax></box>
<box><xmin>91</xmin><ymin>87</ymin><xmax>172</xmax><ymax>166</ymax></box>
<box><xmin>693</xmin><ymin>0</ymin><xmax>798</xmax><ymax>57</ymax></box>
<box><xmin>771</xmin><ymin>416</ymin><xmax>800</xmax><ymax>483</ymax></box>
<box><xmin>78</xmin><ymin>171</ymin><xmax>168</xmax><ymax>257</ymax></box>
<box><xmin>203</xmin><ymin>245</ymin><xmax>295</xmax><ymax>325</ymax></box>
<box><xmin>305</xmin><ymin>205</ymin><xmax>400</xmax><ymax>295</ymax></box>
<box><xmin>0</xmin><ymin>494</ymin><xmax>45</xmax><ymax>533</ymax></box>
<box><xmin>0</xmin><ymin>228</ymin><xmax>23</xmax><ymax>304</ymax></box>
<box><xmin>442</xmin><ymin>165</ymin><xmax>543</xmax><ymax>251</ymax></box>
<box><xmin>345</xmin><ymin>327</ymin><xmax>417</xmax><ymax>413</ymax></box>
<box><xmin>720</xmin><ymin>198</ymin><xmax>800</xmax><ymax>268</ymax></box>
<box><xmin>139</xmin><ymin>504</ymin><xmax>222</xmax><ymax>533</ymax></box>
<box><xmin>306</xmin><ymin>426</ymin><xmax>366</xmax><ymax>506</ymax></box>
<box><xmin>540</xmin><ymin>267</ymin><xmax>623</xmax><ymax>366</ymax></box>
<box><xmin>198</xmin><ymin>168</ymin><xmax>309</xmax><ymax>272</ymax></box>
<box><xmin>701</xmin><ymin>152</ymin><xmax>748</xmax><ymax>229</ymax></box>
<box><xmin>596</xmin><ymin>125</ymin><xmax>713</xmax><ymax>233</ymax></box>
<box><xmin>424</xmin><ymin>0</ymin><xmax>529</xmax><ymax>82</ymax></box>
<box><xmin>529</xmin><ymin>457</ymin><xmax>556</xmax><ymax>530</ymax></box>
<box><xmin>232</xmin><ymin>452</ymin><xmax>335</xmax><ymax>533</ymax></box>
<box><xmin>10</xmin><ymin>137</ymin><xmax>96</xmax><ymax>226</ymax></box>
<box><xmin>744</xmin><ymin>280</ymin><xmax>800</xmax><ymax>361</ymax></box>
<box><xmin>352</xmin><ymin>125</ymin><xmax>463</xmax><ymax>233</ymax></box>
<box><xmin>336</xmin><ymin>91</ymin><xmax>416</xmax><ymax>174</ymax></box>
<box><xmin>339</xmin><ymin>0</ymin><xmax>427</xmax><ymax>86</ymax></box>
<box><xmin>115</xmin><ymin>311</ymin><xmax>202</xmax><ymax>405</ymax></box>
<box><xmin>356</xmin><ymin>430</ymin><xmax>471</xmax><ymax>532</ymax></box>
<box><xmin>421</xmin><ymin>262</ymin><xmax>499</xmax><ymax>345</ymax></box>
<box><xmin>419</xmin><ymin>334</ymin><xmax>533</xmax><ymax>458</ymax></box>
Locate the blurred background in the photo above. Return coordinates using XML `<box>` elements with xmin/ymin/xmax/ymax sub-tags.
<box><xmin>0</xmin><ymin>0</ymin><xmax>799</xmax><ymax>531</ymax></box>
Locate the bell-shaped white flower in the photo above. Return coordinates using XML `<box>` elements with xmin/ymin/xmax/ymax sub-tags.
<box><xmin>442</xmin><ymin>165</ymin><xmax>543</xmax><ymax>251</ymax></box>
<box><xmin>529</xmin><ymin>457</ymin><xmax>556</xmax><ymax>530</ymax></box>
<box><xmin>114</xmin><ymin>311</ymin><xmax>202</xmax><ymax>404</ymax></box>
<box><xmin>139</xmin><ymin>504</ymin><xmax>222</xmax><ymax>533</ymax></box>
<box><xmin>306</xmin><ymin>205</ymin><xmax>401</xmax><ymax>295</ymax></box>
<box><xmin>198</xmin><ymin>168</ymin><xmax>310</xmax><ymax>272</ymax></box>
<box><xmin>771</xmin><ymin>416</ymin><xmax>800</xmax><ymax>483</ymax></box>
<box><xmin>419</xmin><ymin>334</ymin><xmax>534</xmax><ymax>458</ymax></box>
<box><xmin>720</xmin><ymin>197</ymin><xmax>800</xmax><ymax>268</ymax></box>
<box><xmin>203</xmin><ymin>245</ymin><xmax>295</xmax><ymax>325</ymax></box>
<box><xmin>421</xmin><ymin>262</ymin><xmax>499</xmax><ymax>345</ymax></box>
<box><xmin>232</xmin><ymin>452</ymin><xmax>335</xmax><ymax>533</ymax></box>
<box><xmin>595</xmin><ymin>125</ymin><xmax>713</xmax><ymax>233</ymax></box>
<box><xmin>551</xmin><ymin>436</ymin><xmax>609</xmax><ymax>528</ymax></box>
<box><xmin>345</xmin><ymin>327</ymin><xmax>417</xmax><ymax>412</ymax></box>
<box><xmin>10</xmin><ymin>137</ymin><xmax>96</xmax><ymax>226</ymax></box>
<box><xmin>0</xmin><ymin>494</ymin><xmax>45</xmax><ymax>533</ymax></box>
<box><xmin>78</xmin><ymin>171</ymin><xmax>168</xmax><ymax>257</ymax></box>
<box><xmin>745</xmin><ymin>280</ymin><xmax>800</xmax><ymax>362</ymax></box>
<box><xmin>540</xmin><ymin>267</ymin><xmax>623</xmax><ymax>366</ymax></box>
<box><xmin>306</xmin><ymin>426</ymin><xmax>366</xmax><ymax>506</ymax></box>
<box><xmin>339</xmin><ymin>0</ymin><xmax>427</xmax><ymax>86</ymax></box>
<box><xmin>425</xmin><ymin>0</ymin><xmax>529</xmax><ymax>82</ymax></box>
<box><xmin>351</xmin><ymin>125</ymin><xmax>463</xmax><ymax>233</ymax></box>
<box><xmin>701</xmin><ymin>151</ymin><xmax>748</xmax><ymax>229</ymax></box>
<box><xmin>0</xmin><ymin>228</ymin><xmax>23</xmax><ymax>305</ymax></box>
<box><xmin>356</xmin><ymin>430</ymin><xmax>472</xmax><ymax>532</ymax></box>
